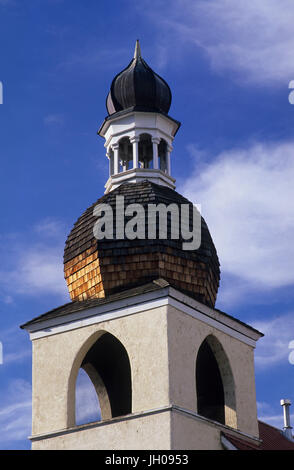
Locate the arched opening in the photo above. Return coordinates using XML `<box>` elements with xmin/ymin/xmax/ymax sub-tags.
<box><xmin>75</xmin><ymin>368</ymin><xmax>101</xmax><ymax>425</ymax></box>
<box><xmin>118</xmin><ymin>137</ymin><xmax>133</xmax><ymax>172</ymax></box>
<box><xmin>196</xmin><ymin>339</ymin><xmax>225</xmax><ymax>424</ymax></box>
<box><xmin>138</xmin><ymin>133</ymin><xmax>153</xmax><ymax>169</ymax></box>
<box><xmin>196</xmin><ymin>335</ymin><xmax>237</xmax><ymax>428</ymax></box>
<box><xmin>158</xmin><ymin>139</ymin><xmax>167</xmax><ymax>173</ymax></box>
<box><xmin>72</xmin><ymin>332</ymin><xmax>132</xmax><ymax>425</ymax></box>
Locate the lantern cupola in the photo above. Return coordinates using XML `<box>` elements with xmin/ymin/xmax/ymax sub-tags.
<box><xmin>98</xmin><ymin>40</ymin><xmax>180</xmax><ymax>194</ymax></box>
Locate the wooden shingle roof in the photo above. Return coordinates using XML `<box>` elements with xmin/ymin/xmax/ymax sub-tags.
<box><xmin>63</xmin><ymin>181</ymin><xmax>220</xmax><ymax>307</ymax></box>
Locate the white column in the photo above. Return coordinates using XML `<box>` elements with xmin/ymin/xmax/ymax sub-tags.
<box><xmin>106</xmin><ymin>151</ymin><xmax>111</xmax><ymax>177</ymax></box>
<box><xmin>167</xmin><ymin>145</ymin><xmax>172</xmax><ymax>175</ymax></box>
<box><xmin>112</xmin><ymin>143</ymin><xmax>119</xmax><ymax>175</ymax></box>
<box><xmin>106</xmin><ymin>148</ymin><xmax>112</xmax><ymax>177</ymax></box>
<box><xmin>152</xmin><ymin>137</ymin><xmax>160</xmax><ymax>170</ymax></box>
<box><xmin>130</xmin><ymin>136</ymin><xmax>139</xmax><ymax>169</ymax></box>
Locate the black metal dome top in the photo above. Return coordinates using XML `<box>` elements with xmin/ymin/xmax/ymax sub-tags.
<box><xmin>106</xmin><ymin>40</ymin><xmax>172</xmax><ymax>116</ymax></box>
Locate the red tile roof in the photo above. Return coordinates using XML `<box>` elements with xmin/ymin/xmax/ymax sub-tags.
<box><xmin>222</xmin><ymin>433</ymin><xmax>261</xmax><ymax>450</ymax></box>
<box><xmin>223</xmin><ymin>421</ymin><xmax>294</xmax><ymax>451</ymax></box>
<box><xmin>258</xmin><ymin>421</ymin><xmax>294</xmax><ymax>450</ymax></box>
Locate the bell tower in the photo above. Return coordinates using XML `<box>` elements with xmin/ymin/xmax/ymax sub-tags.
<box><xmin>99</xmin><ymin>40</ymin><xmax>180</xmax><ymax>194</ymax></box>
<box><xmin>21</xmin><ymin>41</ymin><xmax>263</xmax><ymax>450</ymax></box>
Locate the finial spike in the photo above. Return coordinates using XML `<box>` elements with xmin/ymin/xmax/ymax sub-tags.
<box><xmin>134</xmin><ymin>39</ymin><xmax>141</xmax><ymax>59</ymax></box>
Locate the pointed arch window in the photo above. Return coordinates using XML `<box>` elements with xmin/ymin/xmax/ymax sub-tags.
<box><xmin>196</xmin><ymin>335</ymin><xmax>237</xmax><ymax>428</ymax></box>
<box><xmin>72</xmin><ymin>332</ymin><xmax>132</xmax><ymax>426</ymax></box>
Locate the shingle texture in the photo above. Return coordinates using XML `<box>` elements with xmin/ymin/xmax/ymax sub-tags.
<box><xmin>63</xmin><ymin>181</ymin><xmax>220</xmax><ymax>307</ymax></box>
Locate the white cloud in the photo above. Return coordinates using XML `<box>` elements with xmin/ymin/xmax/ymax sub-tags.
<box><xmin>180</xmin><ymin>140</ymin><xmax>294</xmax><ymax>294</ymax></box>
<box><xmin>257</xmin><ymin>401</ymin><xmax>294</xmax><ymax>430</ymax></box>
<box><xmin>0</xmin><ymin>218</ymin><xmax>70</xmax><ymax>301</ymax></box>
<box><xmin>252</xmin><ymin>312</ymin><xmax>294</xmax><ymax>369</ymax></box>
<box><xmin>1</xmin><ymin>295</ymin><xmax>13</xmax><ymax>304</ymax></box>
<box><xmin>257</xmin><ymin>402</ymin><xmax>281</xmax><ymax>427</ymax></box>
<box><xmin>0</xmin><ymin>379</ymin><xmax>31</xmax><ymax>448</ymax></box>
<box><xmin>1</xmin><ymin>245</ymin><xmax>68</xmax><ymax>298</ymax></box>
<box><xmin>10</xmin><ymin>247</ymin><xmax>67</xmax><ymax>296</ymax></box>
<box><xmin>141</xmin><ymin>0</ymin><xmax>294</xmax><ymax>85</ymax></box>
<box><xmin>44</xmin><ymin>114</ymin><xmax>64</xmax><ymax>126</ymax></box>
<box><xmin>0</xmin><ymin>324</ymin><xmax>31</xmax><ymax>368</ymax></box>
<box><xmin>3</xmin><ymin>349</ymin><xmax>31</xmax><ymax>365</ymax></box>
<box><xmin>34</xmin><ymin>218</ymin><xmax>66</xmax><ymax>237</ymax></box>
<box><xmin>213</xmin><ymin>273</ymin><xmax>263</xmax><ymax>310</ymax></box>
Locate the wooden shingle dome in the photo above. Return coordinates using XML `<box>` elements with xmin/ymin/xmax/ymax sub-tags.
<box><xmin>64</xmin><ymin>181</ymin><xmax>220</xmax><ymax>308</ymax></box>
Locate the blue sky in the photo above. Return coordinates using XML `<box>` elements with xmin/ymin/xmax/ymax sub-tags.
<box><xmin>1</xmin><ymin>0</ymin><xmax>294</xmax><ymax>450</ymax></box>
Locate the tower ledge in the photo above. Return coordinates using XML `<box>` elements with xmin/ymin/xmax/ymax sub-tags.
<box><xmin>105</xmin><ymin>167</ymin><xmax>176</xmax><ymax>193</ymax></box>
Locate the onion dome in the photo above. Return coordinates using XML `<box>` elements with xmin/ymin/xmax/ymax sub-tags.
<box><xmin>106</xmin><ymin>40</ymin><xmax>172</xmax><ymax>116</ymax></box>
<box><xmin>64</xmin><ymin>181</ymin><xmax>220</xmax><ymax>308</ymax></box>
